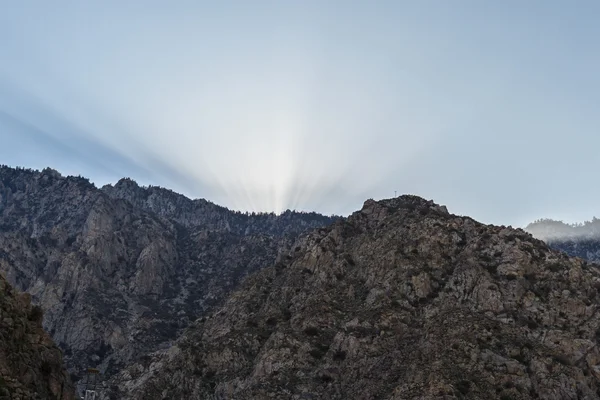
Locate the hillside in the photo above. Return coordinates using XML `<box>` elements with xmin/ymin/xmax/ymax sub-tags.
<box><xmin>0</xmin><ymin>165</ymin><xmax>336</xmax><ymax>392</ymax></box>
<box><xmin>0</xmin><ymin>273</ymin><xmax>75</xmax><ymax>400</ymax></box>
<box><xmin>115</xmin><ymin>196</ymin><xmax>600</xmax><ymax>400</ymax></box>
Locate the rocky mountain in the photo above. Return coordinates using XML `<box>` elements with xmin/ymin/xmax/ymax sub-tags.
<box><xmin>526</xmin><ymin>219</ymin><xmax>600</xmax><ymax>263</ymax></box>
<box><xmin>115</xmin><ymin>196</ymin><xmax>600</xmax><ymax>400</ymax></box>
<box><xmin>0</xmin><ymin>165</ymin><xmax>336</xmax><ymax>394</ymax></box>
<box><xmin>0</xmin><ymin>272</ymin><xmax>75</xmax><ymax>400</ymax></box>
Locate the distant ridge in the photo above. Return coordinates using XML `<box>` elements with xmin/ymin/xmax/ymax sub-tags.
<box><xmin>525</xmin><ymin>218</ymin><xmax>600</xmax><ymax>242</ymax></box>
<box><xmin>526</xmin><ymin>218</ymin><xmax>600</xmax><ymax>263</ymax></box>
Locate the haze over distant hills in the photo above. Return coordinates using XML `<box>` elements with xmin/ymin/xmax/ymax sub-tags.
<box><xmin>526</xmin><ymin>218</ymin><xmax>600</xmax><ymax>242</ymax></box>
<box><xmin>525</xmin><ymin>218</ymin><xmax>600</xmax><ymax>263</ymax></box>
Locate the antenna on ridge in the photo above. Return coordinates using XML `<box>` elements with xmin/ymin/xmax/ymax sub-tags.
<box><xmin>394</xmin><ymin>190</ymin><xmax>397</xmax><ymax>197</ymax></box>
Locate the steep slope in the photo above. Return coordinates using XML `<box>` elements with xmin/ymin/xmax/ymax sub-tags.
<box><xmin>526</xmin><ymin>219</ymin><xmax>600</xmax><ymax>263</ymax></box>
<box><xmin>117</xmin><ymin>196</ymin><xmax>600</xmax><ymax>400</ymax></box>
<box><xmin>0</xmin><ymin>166</ymin><xmax>336</xmax><ymax>391</ymax></box>
<box><xmin>0</xmin><ymin>273</ymin><xmax>75</xmax><ymax>400</ymax></box>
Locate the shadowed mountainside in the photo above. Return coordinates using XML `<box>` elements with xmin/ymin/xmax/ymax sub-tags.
<box><xmin>0</xmin><ymin>273</ymin><xmax>75</xmax><ymax>400</ymax></box>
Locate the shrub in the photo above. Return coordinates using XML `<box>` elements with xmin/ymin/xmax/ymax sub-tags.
<box><xmin>456</xmin><ymin>380</ymin><xmax>471</xmax><ymax>395</ymax></box>
<box><xmin>304</xmin><ymin>326</ymin><xmax>320</xmax><ymax>336</ymax></box>
<box><xmin>29</xmin><ymin>305</ymin><xmax>44</xmax><ymax>323</ymax></box>
<box><xmin>552</xmin><ymin>354</ymin><xmax>571</xmax><ymax>366</ymax></box>
<box><xmin>40</xmin><ymin>360</ymin><xmax>52</xmax><ymax>376</ymax></box>
<box><xmin>333</xmin><ymin>350</ymin><xmax>347</xmax><ymax>361</ymax></box>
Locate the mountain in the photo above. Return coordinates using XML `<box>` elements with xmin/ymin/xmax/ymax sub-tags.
<box><xmin>0</xmin><ymin>273</ymin><xmax>75</xmax><ymax>400</ymax></box>
<box><xmin>525</xmin><ymin>219</ymin><xmax>600</xmax><ymax>263</ymax></box>
<box><xmin>0</xmin><ymin>165</ymin><xmax>336</xmax><ymax>394</ymax></box>
<box><xmin>115</xmin><ymin>196</ymin><xmax>600</xmax><ymax>400</ymax></box>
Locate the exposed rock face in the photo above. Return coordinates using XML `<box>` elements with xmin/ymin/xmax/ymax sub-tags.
<box><xmin>0</xmin><ymin>273</ymin><xmax>75</xmax><ymax>400</ymax></box>
<box><xmin>0</xmin><ymin>166</ymin><xmax>335</xmax><ymax>394</ymax></box>
<box><xmin>526</xmin><ymin>219</ymin><xmax>600</xmax><ymax>263</ymax></box>
<box><xmin>117</xmin><ymin>196</ymin><xmax>600</xmax><ymax>399</ymax></box>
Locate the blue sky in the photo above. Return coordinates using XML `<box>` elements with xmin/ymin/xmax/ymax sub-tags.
<box><xmin>1</xmin><ymin>1</ymin><xmax>599</xmax><ymax>225</ymax></box>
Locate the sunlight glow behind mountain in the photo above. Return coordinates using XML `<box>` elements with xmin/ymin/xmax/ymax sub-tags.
<box><xmin>0</xmin><ymin>2</ymin><xmax>440</xmax><ymax>215</ymax></box>
<box><xmin>2</xmin><ymin>1</ymin><xmax>600</xmax><ymax>223</ymax></box>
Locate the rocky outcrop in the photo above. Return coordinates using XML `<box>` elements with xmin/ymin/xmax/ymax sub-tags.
<box><xmin>0</xmin><ymin>273</ymin><xmax>75</xmax><ymax>400</ymax></box>
<box><xmin>0</xmin><ymin>166</ymin><xmax>336</xmax><ymax>395</ymax></box>
<box><xmin>116</xmin><ymin>196</ymin><xmax>600</xmax><ymax>399</ymax></box>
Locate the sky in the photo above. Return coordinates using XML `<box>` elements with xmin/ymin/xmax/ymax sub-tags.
<box><xmin>1</xmin><ymin>1</ymin><xmax>599</xmax><ymax>226</ymax></box>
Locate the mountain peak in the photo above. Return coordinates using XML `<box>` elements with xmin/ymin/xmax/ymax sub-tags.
<box><xmin>40</xmin><ymin>167</ymin><xmax>62</xmax><ymax>179</ymax></box>
<box><xmin>114</xmin><ymin>193</ymin><xmax>600</xmax><ymax>400</ymax></box>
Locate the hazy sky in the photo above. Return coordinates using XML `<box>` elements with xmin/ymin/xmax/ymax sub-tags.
<box><xmin>1</xmin><ymin>1</ymin><xmax>599</xmax><ymax>225</ymax></box>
